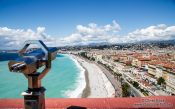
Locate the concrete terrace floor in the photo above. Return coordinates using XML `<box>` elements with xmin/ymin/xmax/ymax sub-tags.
<box><xmin>0</xmin><ymin>96</ymin><xmax>175</xmax><ymax>109</ymax></box>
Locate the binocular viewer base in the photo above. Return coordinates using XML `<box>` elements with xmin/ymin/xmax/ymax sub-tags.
<box><xmin>22</xmin><ymin>87</ymin><xmax>46</xmax><ymax>109</ymax></box>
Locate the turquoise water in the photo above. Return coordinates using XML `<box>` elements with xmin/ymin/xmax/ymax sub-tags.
<box><xmin>0</xmin><ymin>54</ymin><xmax>80</xmax><ymax>98</ymax></box>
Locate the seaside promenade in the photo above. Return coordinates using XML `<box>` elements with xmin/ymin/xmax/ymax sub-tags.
<box><xmin>96</xmin><ymin>63</ymin><xmax>122</xmax><ymax>97</ymax></box>
<box><xmin>74</xmin><ymin>55</ymin><xmax>122</xmax><ymax>97</ymax></box>
<box><xmin>72</xmin><ymin>55</ymin><xmax>116</xmax><ymax>98</ymax></box>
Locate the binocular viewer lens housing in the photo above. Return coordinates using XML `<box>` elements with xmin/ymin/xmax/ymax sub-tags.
<box><xmin>10</xmin><ymin>62</ymin><xmax>26</xmax><ymax>72</ymax></box>
<box><xmin>8</xmin><ymin>47</ymin><xmax>57</xmax><ymax>74</ymax></box>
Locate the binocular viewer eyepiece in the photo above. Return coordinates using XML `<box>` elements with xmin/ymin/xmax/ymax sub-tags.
<box><xmin>10</xmin><ymin>62</ymin><xmax>26</xmax><ymax>72</ymax></box>
<box><xmin>8</xmin><ymin>40</ymin><xmax>58</xmax><ymax>74</ymax></box>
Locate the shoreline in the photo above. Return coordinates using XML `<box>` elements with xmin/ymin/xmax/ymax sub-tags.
<box><xmin>70</xmin><ymin>54</ymin><xmax>115</xmax><ymax>98</ymax></box>
<box><xmin>79</xmin><ymin>61</ymin><xmax>91</xmax><ymax>98</ymax></box>
<box><xmin>66</xmin><ymin>54</ymin><xmax>86</xmax><ymax>98</ymax></box>
<box><xmin>69</xmin><ymin>54</ymin><xmax>90</xmax><ymax>98</ymax></box>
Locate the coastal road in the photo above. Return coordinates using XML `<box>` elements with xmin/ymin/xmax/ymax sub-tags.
<box><xmin>97</xmin><ymin>59</ymin><xmax>144</xmax><ymax>97</ymax></box>
<box><xmin>76</xmin><ymin>55</ymin><xmax>122</xmax><ymax>97</ymax></box>
<box><xmin>95</xmin><ymin>63</ymin><xmax>123</xmax><ymax>97</ymax></box>
<box><xmin>73</xmin><ymin>55</ymin><xmax>115</xmax><ymax>98</ymax></box>
<box><xmin>123</xmin><ymin>74</ymin><xmax>145</xmax><ymax>97</ymax></box>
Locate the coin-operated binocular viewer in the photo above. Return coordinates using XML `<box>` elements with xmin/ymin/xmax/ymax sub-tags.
<box><xmin>8</xmin><ymin>40</ymin><xmax>58</xmax><ymax>109</ymax></box>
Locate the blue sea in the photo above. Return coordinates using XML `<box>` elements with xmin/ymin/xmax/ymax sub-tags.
<box><xmin>0</xmin><ymin>53</ymin><xmax>85</xmax><ymax>98</ymax></box>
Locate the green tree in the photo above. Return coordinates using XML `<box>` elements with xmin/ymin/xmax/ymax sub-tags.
<box><xmin>91</xmin><ymin>57</ymin><xmax>95</xmax><ymax>61</ymax></box>
<box><xmin>122</xmin><ymin>83</ymin><xmax>130</xmax><ymax>97</ymax></box>
<box><xmin>157</xmin><ymin>77</ymin><xmax>166</xmax><ymax>86</ymax></box>
<box><xmin>80</xmin><ymin>52</ymin><xmax>87</xmax><ymax>57</ymax></box>
<box><xmin>133</xmin><ymin>81</ymin><xmax>139</xmax><ymax>89</ymax></box>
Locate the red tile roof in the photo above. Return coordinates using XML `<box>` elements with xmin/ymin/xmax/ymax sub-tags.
<box><xmin>162</xmin><ymin>62</ymin><xmax>175</xmax><ymax>69</ymax></box>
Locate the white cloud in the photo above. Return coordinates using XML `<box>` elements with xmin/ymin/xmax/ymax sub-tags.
<box><xmin>0</xmin><ymin>21</ymin><xmax>175</xmax><ymax>49</ymax></box>
<box><xmin>0</xmin><ymin>27</ymin><xmax>57</xmax><ymax>49</ymax></box>
<box><xmin>37</xmin><ymin>27</ymin><xmax>45</xmax><ymax>34</ymax></box>
<box><xmin>76</xmin><ymin>20</ymin><xmax>120</xmax><ymax>35</ymax></box>
<box><xmin>126</xmin><ymin>24</ymin><xmax>175</xmax><ymax>42</ymax></box>
<box><xmin>62</xmin><ymin>22</ymin><xmax>175</xmax><ymax>45</ymax></box>
<box><xmin>61</xmin><ymin>20</ymin><xmax>121</xmax><ymax>45</ymax></box>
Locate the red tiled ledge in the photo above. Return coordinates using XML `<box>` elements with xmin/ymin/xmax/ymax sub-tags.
<box><xmin>0</xmin><ymin>96</ymin><xmax>175</xmax><ymax>109</ymax></box>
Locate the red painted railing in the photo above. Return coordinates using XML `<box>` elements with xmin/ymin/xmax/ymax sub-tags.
<box><xmin>0</xmin><ymin>96</ymin><xmax>175</xmax><ymax>108</ymax></box>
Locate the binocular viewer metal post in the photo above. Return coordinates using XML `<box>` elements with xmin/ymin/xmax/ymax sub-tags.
<box><xmin>8</xmin><ymin>40</ymin><xmax>58</xmax><ymax>109</ymax></box>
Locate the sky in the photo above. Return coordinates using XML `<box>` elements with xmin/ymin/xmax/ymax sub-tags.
<box><xmin>0</xmin><ymin>0</ymin><xmax>175</xmax><ymax>49</ymax></box>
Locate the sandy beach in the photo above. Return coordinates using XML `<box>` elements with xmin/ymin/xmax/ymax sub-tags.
<box><xmin>71</xmin><ymin>55</ymin><xmax>115</xmax><ymax>98</ymax></box>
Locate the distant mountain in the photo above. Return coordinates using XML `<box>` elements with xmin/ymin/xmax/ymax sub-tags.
<box><xmin>136</xmin><ymin>39</ymin><xmax>175</xmax><ymax>45</ymax></box>
<box><xmin>58</xmin><ymin>39</ymin><xmax>175</xmax><ymax>48</ymax></box>
<box><xmin>85</xmin><ymin>39</ymin><xmax>175</xmax><ymax>46</ymax></box>
<box><xmin>87</xmin><ymin>42</ymin><xmax>111</xmax><ymax>46</ymax></box>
